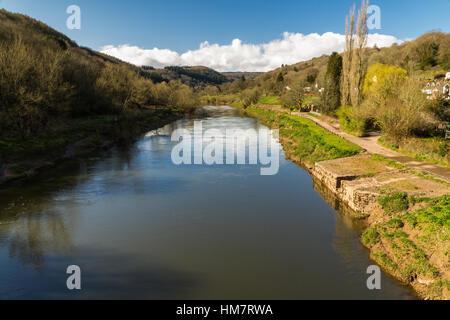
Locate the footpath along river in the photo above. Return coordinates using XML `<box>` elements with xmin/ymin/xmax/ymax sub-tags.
<box><xmin>0</xmin><ymin>106</ymin><xmax>416</xmax><ymax>299</ymax></box>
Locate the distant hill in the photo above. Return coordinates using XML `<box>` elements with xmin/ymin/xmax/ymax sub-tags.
<box><xmin>222</xmin><ymin>72</ymin><xmax>264</xmax><ymax>81</ymax></box>
<box><xmin>140</xmin><ymin>65</ymin><xmax>231</xmax><ymax>88</ymax></box>
<box><xmin>139</xmin><ymin>67</ymin><xmax>264</xmax><ymax>88</ymax></box>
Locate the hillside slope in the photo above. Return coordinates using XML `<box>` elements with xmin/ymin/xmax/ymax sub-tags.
<box><xmin>140</xmin><ymin>65</ymin><xmax>230</xmax><ymax>88</ymax></box>
<box><xmin>258</xmin><ymin>32</ymin><xmax>449</xmax><ymax>88</ymax></box>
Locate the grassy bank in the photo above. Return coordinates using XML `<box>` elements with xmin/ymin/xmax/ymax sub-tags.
<box><xmin>258</xmin><ymin>96</ymin><xmax>280</xmax><ymax>105</ymax></box>
<box><xmin>362</xmin><ymin>195</ymin><xmax>450</xmax><ymax>299</ymax></box>
<box><xmin>379</xmin><ymin>137</ymin><xmax>450</xmax><ymax>168</ymax></box>
<box><xmin>0</xmin><ymin>107</ymin><xmax>182</xmax><ymax>185</ymax></box>
<box><xmin>244</xmin><ymin>106</ymin><xmax>362</xmax><ymax>166</ymax></box>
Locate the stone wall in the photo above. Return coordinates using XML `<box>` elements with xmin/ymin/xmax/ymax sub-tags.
<box><xmin>312</xmin><ymin>161</ymin><xmax>380</xmax><ymax>214</ymax></box>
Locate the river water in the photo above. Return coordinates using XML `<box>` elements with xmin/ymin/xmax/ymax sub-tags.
<box><xmin>0</xmin><ymin>106</ymin><xmax>416</xmax><ymax>299</ymax></box>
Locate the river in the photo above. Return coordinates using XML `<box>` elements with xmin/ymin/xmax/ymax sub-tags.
<box><xmin>0</xmin><ymin>106</ymin><xmax>416</xmax><ymax>299</ymax></box>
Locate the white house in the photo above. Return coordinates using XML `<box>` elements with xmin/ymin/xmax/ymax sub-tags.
<box><xmin>443</xmin><ymin>83</ymin><xmax>450</xmax><ymax>100</ymax></box>
<box><xmin>446</xmin><ymin>72</ymin><xmax>450</xmax><ymax>80</ymax></box>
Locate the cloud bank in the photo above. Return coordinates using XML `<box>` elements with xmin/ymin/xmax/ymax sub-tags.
<box><xmin>101</xmin><ymin>32</ymin><xmax>402</xmax><ymax>72</ymax></box>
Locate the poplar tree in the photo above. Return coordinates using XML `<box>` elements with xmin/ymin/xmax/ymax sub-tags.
<box><xmin>341</xmin><ymin>4</ymin><xmax>356</xmax><ymax>106</ymax></box>
<box><xmin>350</xmin><ymin>0</ymin><xmax>369</xmax><ymax>107</ymax></box>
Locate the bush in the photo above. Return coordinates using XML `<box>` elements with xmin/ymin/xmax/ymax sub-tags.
<box><xmin>362</xmin><ymin>227</ymin><xmax>380</xmax><ymax>246</ymax></box>
<box><xmin>240</xmin><ymin>88</ymin><xmax>260</xmax><ymax>108</ymax></box>
<box><xmin>167</xmin><ymin>81</ymin><xmax>199</xmax><ymax>111</ymax></box>
<box><xmin>0</xmin><ymin>38</ymin><xmax>72</xmax><ymax>138</ymax></box>
<box><xmin>336</xmin><ymin>105</ymin><xmax>373</xmax><ymax>136</ymax></box>
<box><xmin>95</xmin><ymin>64</ymin><xmax>150</xmax><ymax>114</ymax></box>
<box><xmin>378</xmin><ymin>192</ymin><xmax>409</xmax><ymax>214</ymax></box>
<box><xmin>280</xmin><ymin>83</ymin><xmax>304</xmax><ymax>111</ymax></box>
<box><xmin>363</xmin><ymin>63</ymin><xmax>407</xmax><ymax>101</ymax></box>
<box><xmin>386</xmin><ymin>218</ymin><xmax>405</xmax><ymax>229</ymax></box>
<box><xmin>376</xmin><ymin>99</ymin><xmax>434</xmax><ymax>144</ymax></box>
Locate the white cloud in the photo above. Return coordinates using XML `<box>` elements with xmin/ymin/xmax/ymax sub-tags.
<box><xmin>100</xmin><ymin>32</ymin><xmax>402</xmax><ymax>72</ymax></box>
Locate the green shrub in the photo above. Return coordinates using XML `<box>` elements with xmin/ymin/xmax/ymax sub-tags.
<box><xmin>362</xmin><ymin>227</ymin><xmax>380</xmax><ymax>246</ymax></box>
<box><xmin>336</xmin><ymin>105</ymin><xmax>372</xmax><ymax>136</ymax></box>
<box><xmin>240</xmin><ymin>88</ymin><xmax>260</xmax><ymax>108</ymax></box>
<box><xmin>386</xmin><ymin>218</ymin><xmax>405</xmax><ymax>229</ymax></box>
<box><xmin>378</xmin><ymin>192</ymin><xmax>409</xmax><ymax>214</ymax></box>
<box><xmin>416</xmin><ymin>196</ymin><xmax>450</xmax><ymax>230</ymax></box>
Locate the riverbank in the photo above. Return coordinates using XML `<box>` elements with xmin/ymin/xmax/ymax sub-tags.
<box><xmin>0</xmin><ymin>107</ymin><xmax>183</xmax><ymax>187</ymax></box>
<box><xmin>243</xmin><ymin>105</ymin><xmax>450</xmax><ymax>300</ymax></box>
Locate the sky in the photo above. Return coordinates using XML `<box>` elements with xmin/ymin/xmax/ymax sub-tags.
<box><xmin>1</xmin><ymin>0</ymin><xmax>449</xmax><ymax>71</ymax></box>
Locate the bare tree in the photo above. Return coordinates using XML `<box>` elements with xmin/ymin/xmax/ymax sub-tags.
<box><xmin>341</xmin><ymin>4</ymin><xmax>355</xmax><ymax>106</ymax></box>
<box><xmin>350</xmin><ymin>0</ymin><xmax>369</xmax><ymax>107</ymax></box>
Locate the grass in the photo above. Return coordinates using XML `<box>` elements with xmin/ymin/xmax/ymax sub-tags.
<box><xmin>378</xmin><ymin>192</ymin><xmax>410</xmax><ymax>214</ymax></box>
<box><xmin>302</xmin><ymin>95</ymin><xmax>321</xmax><ymax>107</ymax></box>
<box><xmin>258</xmin><ymin>96</ymin><xmax>280</xmax><ymax>105</ymax></box>
<box><xmin>403</xmin><ymin>196</ymin><xmax>450</xmax><ymax>231</ymax></box>
<box><xmin>386</xmin><ymin>218</ymin><xmax>405</xmax><ymax>228</ymax></box>
<box><xmin>379</xmin><ymin>136</ymin><xmax>450</xmax><ymax>168</ymax></box>
<box><xmin>363</xmin><ymin>195</ymin><xmax>449</xmax><ymax>298</ymax></box>
<box><xmin>370</xmin><ymin>154</ymin><xmax>407</xmax><ymax>170</ymax></box>
<box><xmin>362</xmin><ymin>227</ymin><xmax>380</xmax><ymax>246</ymax></box>
<box><xmin>245</xmin><ymin>106</ymin><xmax>362</xmax><ymax>165</ymax></box>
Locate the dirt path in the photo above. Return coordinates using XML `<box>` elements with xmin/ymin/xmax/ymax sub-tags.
<box><xmin>257</xmin><ymin>104</ymin><xmax>450</xmax><ymax>182</ymax></box>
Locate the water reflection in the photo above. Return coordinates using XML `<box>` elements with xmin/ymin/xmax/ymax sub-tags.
<box><xmin>312</xmin><ymin>176</ymin><xmax>416</xmax><ymax>299</ymax></box>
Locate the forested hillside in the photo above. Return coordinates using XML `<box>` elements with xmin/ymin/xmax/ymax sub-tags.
<box><xmin>0</xmin><ymin>9</ymin><xmax>198</xmax><ymax>141</ymax></box>
<box><xmin>140</xmin><ymin>65</ymin><xmax>230</xmax><ymax>88</ymax></box>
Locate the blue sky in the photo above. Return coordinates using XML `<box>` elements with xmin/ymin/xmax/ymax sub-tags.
<box><xmin>1</xmin><ymin>0</ymin><xmax>449</xmax><ymax>71</ymax></box>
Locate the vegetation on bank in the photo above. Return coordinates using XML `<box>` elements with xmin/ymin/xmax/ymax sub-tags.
<box><xmin>378</xmin><ymin>192</ymin><xmax>410</xmax><ymax>214</ymax></box>
<box><xmin>378</xmin><ymin>137</ymin><xmax>450</xmax><ymax>167</ymax></box>
<box><xmin>244</xmin><ymin>107</ymin><xmax>362</xmax><ymax>165</ymax></box>
<box><xmin>258</xmin><ymin>96</ymin><xmax>280</xmax><ymax>105</ymax></box>
<box><xmin>362</xmin><ymin>195</ymin><xmax>450</xmax><ymax>299</ymax></box>
<box><xmin>0</xmin><ymin>108</ymin><xmax>181</xmax><ymax>162</ymax></box>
